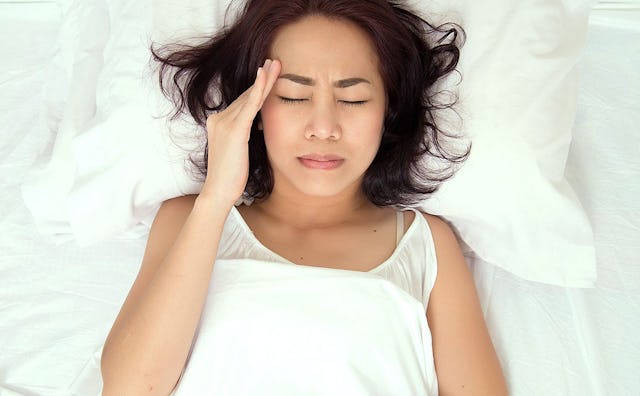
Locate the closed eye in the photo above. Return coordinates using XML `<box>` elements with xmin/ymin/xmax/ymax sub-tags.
<box><xmin>278</xmin><ymin>96</ymin><xmax>307</xmax><ymax>104</ymax></box>
<box><xmin>278</xmin><ymin>97</ymin><xmax>369</xmax><ymax>107</ymax></box>
<box><xmin>340</xmin><ymin>100</ymin><xmax>368</xmax><ymax>106</ymax></box>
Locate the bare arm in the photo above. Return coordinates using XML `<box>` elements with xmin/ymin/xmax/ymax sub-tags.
<box><xmin>425</xmin><ymin>214</ymin><xmax>508</xmax><ymax>395</ymax></box>
<box><xmin>100</xmin><ymin>59</ymin><xmax>282</xmax><ymax>395</ymax></box>
<box><xmin>101</xmin><ymin>195</ymin><xmax>230</xmax><ymax>394</ymax></box>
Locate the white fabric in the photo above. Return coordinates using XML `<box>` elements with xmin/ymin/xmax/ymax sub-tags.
<box><xmin>396</xmin><ymin>210</ymin><xmax>404</xmax><ymax>246</ymax></box>
<box><xmin>172</xmin><ymin>207</ymin><xmax>438</xmax><ymax>395</ymax></box>
<box><xmin>19</xmin><ymin>0</ymin><xmax>598</xmax><ymax>287</ymax></box>
<box><xmin>221</xmin><ymin>208</ymin><xmax>438</xmax><ymax>311</ymax></box>
<box><xmin>418</xmin><ymin>0</ymin><xmax>598</xmax><ymax>286</ymax></box>
<box><xmin>1</xmin><ymin>2</ymin><xmax>639</xmax><ymax>395</ymax></box>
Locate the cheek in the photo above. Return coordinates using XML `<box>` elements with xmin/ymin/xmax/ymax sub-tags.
<box><xmin>361</xmin><ymin>111</ymin><xmax>386</xmax><ymax>158</ymax></box>
<box><xmin>353</xmin><ymin>107</ymin><xmax>385</xmax><ymax>141</ymax></box>
<box><xmin>259</xmin><ymin>102</ymin><xmax>290</xmax><ymax>154</ymax></box>
<box><xmin>259</xmin><ymin>100</ymin><xmax>279</xmax><ymax>129</ymax></box>
<box><xmin>259</xmin><ymin>98</ymin><xmax>300</xmax><ymax>133</ymax></box>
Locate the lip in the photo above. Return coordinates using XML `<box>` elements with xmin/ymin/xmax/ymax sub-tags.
<box><xmin>297</xmin><ymin>154</ymin><xmax>345</xmax><ymax>170</ymax></box>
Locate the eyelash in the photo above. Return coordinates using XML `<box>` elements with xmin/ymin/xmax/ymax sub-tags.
<box><xmin>278</xmin><ymin>97</ymin><xmax>367</xmax><ymax>106</ymax></box>
<box><xmin>278</xmin><ymin>97</ymin><xmax>305</xmax><ymax>105</ymax></box>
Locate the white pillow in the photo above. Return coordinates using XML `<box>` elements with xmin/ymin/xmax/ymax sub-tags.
<box><xmin>22</xmin><ymin>0</ymin><xmax>597</xmax><ymax>287</ymax></box>
<box><xmin>44</xmin><ymin>0</ymin><xmax>110</xmax><ymax>134</ymax></box>
<box><xmin>22</xmin><ymin>0</ymin><xmax>110</xmax><ymax>242</ymax></box>
<box><xmin>419</xmin><ymin>0</ymin><xmax>597</xmax><ymax>286</ymax></box>
<box><xmin>22</xmin><ymin>0</ymin><xmax>214</xmax><ymax>242</ymax></box>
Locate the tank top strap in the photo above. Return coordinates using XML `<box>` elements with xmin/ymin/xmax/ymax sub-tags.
<box><xmin>396</xmin><ymin>210</ymin><xmax>404</xmax><ymax>247</ymax></box>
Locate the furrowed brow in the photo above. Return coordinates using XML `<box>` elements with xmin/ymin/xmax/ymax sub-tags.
<box><xmin>334</xmin><ymin>78</ymin><xmax>371</xmax><ymax>88</ymax></box>
<box><xmin>279</xmin><ymin>74</ymin><xmax>315</xmax><ymax>86</ymax></box>
<box><xmin>278</xmin><ymin>74</ymin><xmax>371</xmax><ymax>88</ymax></box>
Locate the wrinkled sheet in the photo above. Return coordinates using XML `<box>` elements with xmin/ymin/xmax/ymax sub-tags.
<box><xmin>0</xmin><ymin>2</ymin><xmax>638</xmax><ymax>395</ymax></box>
<box><xmin>173</xmin><ymin>259</ymin><xmax>437</xmax><ymax>395</ymax></box>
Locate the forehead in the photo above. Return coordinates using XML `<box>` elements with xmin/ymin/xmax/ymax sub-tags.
<box><xmin>268</xmin><ymin>15</ymin><xmax>381</xmax><ymax>79</ymax></box>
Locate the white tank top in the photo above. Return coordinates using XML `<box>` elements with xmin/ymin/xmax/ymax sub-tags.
<box><xmin>172</xmin><ymin>206</ymin><xmax>440</xmax><ymax>396</ymax></box>
<box><xmin>218</xmin><ymin>206</ymin><xmax>438</xmax><ymax>311</ymax></box>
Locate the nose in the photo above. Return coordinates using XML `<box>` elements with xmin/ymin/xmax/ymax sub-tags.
<box><xmin>304</xmin><ymin>99</ymin><xmax>342</xmax><ymax>141</ymax></box>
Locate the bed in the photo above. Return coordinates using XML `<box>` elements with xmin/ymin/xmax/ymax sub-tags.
<box><xmin>1</xmin><ymin>0</ymin><xmax>638</xmax><ymax>395</ymax></box>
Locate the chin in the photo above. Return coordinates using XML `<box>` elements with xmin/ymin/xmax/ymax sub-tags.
<box><xmin>293</xmin><ymin>177</ymin><xmax>364</xmax><ymax>199</ymax></box>
<box><xmin>271</xmin><ymin>164</ymin><xmax>365</xmax><ymax>199</ymax></box>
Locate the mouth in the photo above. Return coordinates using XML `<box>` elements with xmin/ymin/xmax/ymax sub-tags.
<box><xmin>297</xmin><ymin>154</ymin><xmax>345</xmax><ymax>170</ymax></box>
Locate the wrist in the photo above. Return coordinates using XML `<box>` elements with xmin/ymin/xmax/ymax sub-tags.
<box><xmin>194</xmin><ymin>188</ymin><xmax>239</xmax><ymax>213</ymax></box>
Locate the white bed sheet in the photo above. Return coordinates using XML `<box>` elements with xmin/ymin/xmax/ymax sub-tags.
<box><xmin>0</xmin><ymin>1</ymin><xmax>638</xmax><ymax>395</ymax></box>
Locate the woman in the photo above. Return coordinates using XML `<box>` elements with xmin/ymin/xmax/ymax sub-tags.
<box><xmin>101</xmin><ymin>0</ymin><xmax>508</xmax><ymax>394</ymax></box>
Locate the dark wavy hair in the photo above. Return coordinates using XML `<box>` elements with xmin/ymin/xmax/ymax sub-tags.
<box><xmin>151</xmin><ymin>0</ymin><xmax>469</xmax><ymax>206</ymax></box>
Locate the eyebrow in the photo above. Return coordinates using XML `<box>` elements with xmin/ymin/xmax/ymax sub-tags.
<box><xmin>279</xmin><ymin>73</ymin><xmax>371</xmax><ymax>88</ymax></box>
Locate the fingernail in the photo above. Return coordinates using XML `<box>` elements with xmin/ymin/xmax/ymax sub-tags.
<box><xmin>265</xmin><ymin>59</ymin><xmax>272</xmax><ymax>71</ymax></box>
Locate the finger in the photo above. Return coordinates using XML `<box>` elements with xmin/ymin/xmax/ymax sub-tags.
<box><xmin>260</xmin><ymin>59</ymin><xmax>281</xmax><ymax>106</ymax></box>
<box><xmin>234</xmin><ymin>64</ymin><xmax>270</xmax><ymax>124</ymax></box>
<box><xmin>208</xmin><ymin>60</ymin><xmax>270</xmax><ymax>129</ymax></box>
<box><xmin>226</xmin><ymin>66</ymin><xmax>264</xmax><ymax>113</ymax></box>
<box><xmin>249</xmin><ymin>59</ymin><xmax>273</xmax><ymax>106</ymax></box>
<box><xmin>220</xmin><ymin>64</ymin><xmax>267</xmax><ymax>121</ymax></box>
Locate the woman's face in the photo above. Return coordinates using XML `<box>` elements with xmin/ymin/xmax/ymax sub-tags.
<box><xmin>260</xmin><ymin>15</ymin><xmax>386</xmax><ymax>199</ymax></box>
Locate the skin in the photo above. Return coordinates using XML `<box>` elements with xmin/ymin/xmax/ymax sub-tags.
<box><xmin>101</xmin><ymin>15</ymin><xmax>508</xmax><ymax>395</ymax></box>
<box><xmin>240</xmin><ymin>16</ymin><xmax>397</xmax><ymax>270</ymax></box>
<box><xmin>259</xmin><ymin>15</ymin><xmax>386</xmax><ymax>203</ymax></box>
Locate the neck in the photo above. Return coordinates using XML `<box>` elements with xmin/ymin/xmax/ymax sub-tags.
<box><xmin>253</xmin><ymin>187</ymin><xmax>374</xmax><ymax>230</ymax></box>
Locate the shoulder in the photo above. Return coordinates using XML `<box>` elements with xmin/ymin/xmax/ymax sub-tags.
<box><xmin>412</xmin><ymin>211</ymin><xmax>461</xmax><ymax>260</ymax></box>
<box><xmin>158</xmin><ymin>194</ymin><xmax>198</xmax><ymax>215</ymax></box>
<box><xmin>416</xmin><ymin>212</ymin><xmax>471</xmax><ymax>303</ymax></box>
<box><xmin>420</xmin><ymin>212</ymin><xmax>456</xmax><ymax>245</ymax></box>
<box><xmin>398</xmin><ymin>210</ymin><xmax>459</xmax><ymax>259</ymax></box>
<box><xmin>152</xmin><ymin>194</ymin><xmax>199</xmax><ymax>229</ymax></box>
<box><xmin>145</xmin><ymin>195</ymin><xmax>199</xmax><ymax>258</ymax></box>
